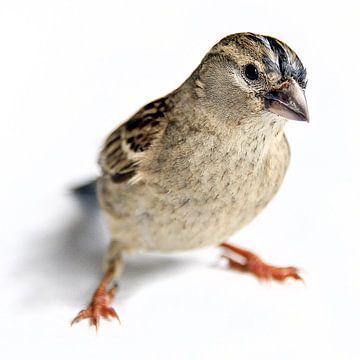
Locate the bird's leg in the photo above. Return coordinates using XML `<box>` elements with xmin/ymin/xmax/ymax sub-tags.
<box><xmin>220</xmin><ymin>243</ymin><xmax>302</xmax><ymax>282</ymax></box>
<box><xmin>71</xmin><ymin>241</ymin><xmax>123</xmax><ymax>330</ymax></box>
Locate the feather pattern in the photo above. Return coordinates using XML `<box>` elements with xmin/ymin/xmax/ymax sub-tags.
<box><xmin>99</xmin><ymin>97</ymin><xmax>170</xmax><ymax>183</ymax></box>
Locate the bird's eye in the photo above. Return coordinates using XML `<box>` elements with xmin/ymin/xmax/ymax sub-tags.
<box><xmin>244</xmin><ymin>64</ymin><xmax>259</xmax><ymax>81</ymax></box>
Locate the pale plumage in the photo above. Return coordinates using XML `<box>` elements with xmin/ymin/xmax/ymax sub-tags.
<box><xmin>72</xmin><ymin>32</ymin><xmax>308</xmax><ymax>329</ymax></box>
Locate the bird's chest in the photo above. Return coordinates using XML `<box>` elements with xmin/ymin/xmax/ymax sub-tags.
<box><xmin>169</xmin><ymin>148</ymin><xmax>280</xmax><ymax>226</ymax></box>
<box><xmin>156</xmin><ymin>129</ymin><xmax>286</xmax><ymax>203</ymax></box>
<box><xmin>141</xmin><ymin>132</ymin><xmax>289</xmax><ymax>250</ymax></box>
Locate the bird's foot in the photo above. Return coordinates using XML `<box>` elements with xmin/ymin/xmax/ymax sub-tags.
<box><xmin>71</xmin><ymin>265</ymin><xmax>120</xmax><ymax>330</ymax></box>
<box><xmin>71</xmin><ymin>283</ymin><xmax>120</xmax><ymax>330</ymax></box>
<box><xmin>220</xmin><ymin>243</ymin><xmax>302</xmax><ymax>282</ymax></box>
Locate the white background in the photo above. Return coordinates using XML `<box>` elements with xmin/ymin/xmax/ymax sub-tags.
<box><xmin>1</xmin><ymin>0</ymin><xmax>359</xmax><ymax>359</ymax></box>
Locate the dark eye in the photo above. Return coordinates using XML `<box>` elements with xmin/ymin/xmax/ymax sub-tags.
<box><xmin>244</xmin><ymin>64</ymin><xmax>259</xmax><ymax>81</ymax></box>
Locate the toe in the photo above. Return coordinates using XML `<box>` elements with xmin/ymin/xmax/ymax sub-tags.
<box><xmin>90</xmin><ymin>314</ymin><xmax>100</xmax><ymax>331</ymax></box>
<box><xmin>71</xmin><ymin>308</ymin><xmax>92</xmax><ymax>326</ymax></box>
<box><xmin>106</xmin><ymin>307</ymin><xmax>121</xmax><ymax>323</ymax></box>
<box><xmin>270</xmin><ymin>266</ymin><xmax>303</xmax><ymax>282</ymax></box>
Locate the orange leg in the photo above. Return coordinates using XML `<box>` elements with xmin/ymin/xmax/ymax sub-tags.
<box><xmin>71</xmin><ymin>265</ymin><xmax>120</xmax><ymax>330</ymax></box>
<box><xmin>220</xmin><ymin>243</ymin><xmax>302</xmax><ymax>282</ymax></box>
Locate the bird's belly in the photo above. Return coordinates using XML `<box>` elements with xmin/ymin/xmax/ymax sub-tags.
<box><xmin>135</xmin><ymin>176</ymin><xmax>278</xmax><ymax>251</ymax></box>
<box><xmin>103</xmin><ymin>181</ymin><xmax>267</xmax><ymax>251</ymax></box>
<box><xmin>137</xmin><ymin>204</ymin><xmax>256</xmax><ymax>251</ymax></box>
<box><xmin>150</xmin><ymin>196</ymin><xmax>267</xmax><ymax>250</ymax></box>
<box><xmin>101</xmin><ymin>136</ymin><xmax>289</xmax><ymax>252</ymax></box>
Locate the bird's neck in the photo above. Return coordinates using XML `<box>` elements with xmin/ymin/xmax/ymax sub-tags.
<box><xmin>233</xmin><ymin>114</ymin><xmax>287</xmax><ymax>164</ymax></box>
<box><xmin>172</xmin><ymin>83</ymin><xmax>287</xmax><ymax>164</ymax></box>
<box><xmin>194</xmin><ymin>106</ymin><xmax>286</xmax><ymax>165</ymax></box>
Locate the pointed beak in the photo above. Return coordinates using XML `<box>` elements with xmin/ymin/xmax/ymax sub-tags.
<box><xmin>264</xmin><ymin>79</ymin><xmax>309</xmax><ymax>122</ymax></box>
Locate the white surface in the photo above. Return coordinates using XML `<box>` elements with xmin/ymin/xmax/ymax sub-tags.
<box><xmin>1</xmin><ymin>0</ymin><xmax>359</xmax><ymax>359</ymax></box>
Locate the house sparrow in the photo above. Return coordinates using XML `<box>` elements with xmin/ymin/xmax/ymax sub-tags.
<box><xmin>71</xmin><ymin>32</ymin><xmax>308</xmax><ymax>329</ymax></box>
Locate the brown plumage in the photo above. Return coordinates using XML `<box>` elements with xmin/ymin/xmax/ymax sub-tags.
<box><xmin>99</xmin><ymin>97</ymin><xmax>170</xmax><ymax>183</ymax></box>
<box><xmin>71</xmin><ymin>32</ymin><xmax>309</xmax><ymax>329</ymax></box>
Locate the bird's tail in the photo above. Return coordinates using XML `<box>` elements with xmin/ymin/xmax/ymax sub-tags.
<box><xmin>71</xmin><ymin>179</ymin><xmax>97</xmax><ymax>202</ymax></box>
<box><xmin>69</xmin><ymin>178</ymin><xmax>100</xmax><ymax>216</ymax></box>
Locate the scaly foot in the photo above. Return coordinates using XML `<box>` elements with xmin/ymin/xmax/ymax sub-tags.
<box><xmin>220</xmin><ymin>243</ymin><xmax>302</xmax><ymax>282</ymax></box>
<box><xmin>71</xmin><ymin>266</ymin><xmax>120</xmax><ymax>330</ymax></box>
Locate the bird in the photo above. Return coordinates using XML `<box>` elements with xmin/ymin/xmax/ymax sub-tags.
<box><xmin>71</xmin><ymin>32</ymin><xmax>309</xmax><ymax>329</ymax></box>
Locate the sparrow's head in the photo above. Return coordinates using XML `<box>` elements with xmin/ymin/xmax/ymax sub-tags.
<box><xmin>193</xmin><ymin>32</ymin><xmax>308</xmax><ymax>124</ymax></box>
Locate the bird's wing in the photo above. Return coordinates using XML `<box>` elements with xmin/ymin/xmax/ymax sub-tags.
<box><xmin>99</xmin><ymin>97</ymin><xmax>169</xmax><ymax>183</ymax></box>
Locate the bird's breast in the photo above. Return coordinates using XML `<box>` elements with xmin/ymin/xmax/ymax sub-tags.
<box><xmin>101</xmin><ymin>130</ymin><xmax>290</xmax><ymax>252</ymax></box>
<box><xmin>134</xmin><ymin>132</ymin><xmax>290</xmax><ymax>250</ymax></box>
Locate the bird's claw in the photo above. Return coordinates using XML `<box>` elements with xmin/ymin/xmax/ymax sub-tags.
<box><xmin>71</xmin><ymin>285</ymin><xmax>120</xmax><ymax>330</ymax></box>
<box><xmin>220</xmin><ymin>243</ymin><xmax>303</xmax><ymax>282</ymax></box>
<box><xmin>223</xmin><ymin>254</ymin><xmax>302</xmax><ymax>282</ymax></box>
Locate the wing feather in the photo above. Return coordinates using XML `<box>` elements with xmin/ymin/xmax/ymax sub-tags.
<box><xmin>99</xmin><ymin>97</ymin><xmax>169</xmax><ymax>183</ymax></box>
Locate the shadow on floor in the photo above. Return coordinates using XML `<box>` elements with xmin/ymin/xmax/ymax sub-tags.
<box><xmin>18</xmin><ymin>194</ymin><xmax>193</xmax><ymax>308</ymax></box>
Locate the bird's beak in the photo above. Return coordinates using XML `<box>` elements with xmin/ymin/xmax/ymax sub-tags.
<box><xmin>264</xmin><ymin>79</ymin><xmax>309</xmax><ymax>122</ymax></box>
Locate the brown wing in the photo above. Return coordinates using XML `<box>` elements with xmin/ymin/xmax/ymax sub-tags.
<box><xmin>99</xmin><ymin>97</ymin><xmax>169</xmax><ymax>183</ymax></box>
